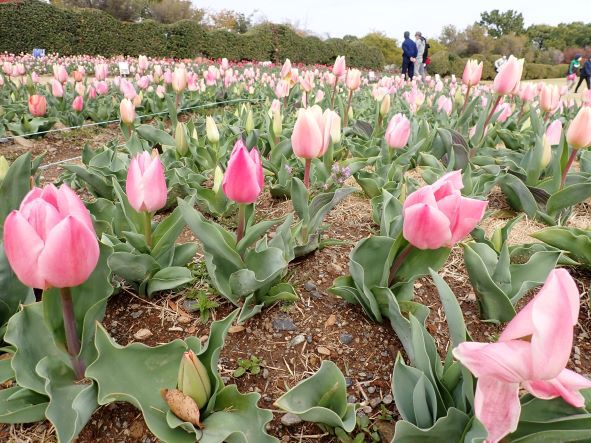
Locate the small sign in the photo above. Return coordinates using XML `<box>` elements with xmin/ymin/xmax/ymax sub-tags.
<box><xmin>118</xmin><ymin>62</ymin><xmax>130</xmax><ymax>76</ymax></box>
<box><xmin>32</xmin><ymin>48</ymin><xmax>45</xmax><ymax>58</ymax></box>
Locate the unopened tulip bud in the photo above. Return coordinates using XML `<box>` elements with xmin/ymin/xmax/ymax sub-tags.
<box><xmin>0</xmin><ymin>156</ymin><xmax>9</xmax><ymax>181</ymax></box>
<box><xmin>120</xmin><ymin>98</ymin><xmax>135</xmax><ymax>125</ymax></box>
<box><xmin>205</xmin><ymin>116</ymin><xmax>219</xmax><ymax>144</ymax></box>
<box><xmin>175</xmin><ymin>122</ymin><xmax>188</xmax><ymax>155</ymax></box>
<box><xmin>332</xmin><ymin>56</ymin><xmax>346</xmax><ymax>77</ymax></box>
<box><xmin>245</xmin><ymin>109</ymin><xmax>254</xmax><ymax>133</ymax></box>
<box><xmin>72</xmin><ymin>96</ymin><xmax>84</xmax><ymax>112</ymax></box>
<box><xmin>177</xmin><ymin>350</ymin><xmax>211</xmax><ymax>409</ymax></box>
<box><xmin>272</xmin><ymin>110</ymin><xmax>282</xmax><ymax>137</ymax></box>
<box><xmin>566</xmin><ymin>107</ymin><xmax>591</xmax><ymax>149</ymax></box>
<box><xmin>212</xmin><ymin>165</ymin><xmax>224</xmax><ymax>193</ymax></box>
<box><xmin>379</xmin><ymin>94</ymin><xmax>391</xmax><ymax>117</ymax></box>
<box><xmin>541</xmin><ymin>135</ymin><xmax>552</xmax><ymax>169</ymax></box>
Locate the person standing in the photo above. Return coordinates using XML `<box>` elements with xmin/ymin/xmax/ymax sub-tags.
<box><xmin>575</xmin><ymin>56</ymin><xmax>591</xmax><ymax>93</ymax></box>
<box><xmin>494</xmin><ymin>55</ymin><xmax>507</xmax><ymax>73</ymax></box>
<box><xmin>414</xmin><ymin>32</ymin><xmax>426</xmax><ymax>79</ymax></box>
<box><xmin>401</xmin><ymin>31</ymin><xmax>418</xmax><ymax>80</ymax></box>
<box><xmin>567</xmin><ymin>54</ymin><xmax>581</xmax><ymax>91</ymax></box>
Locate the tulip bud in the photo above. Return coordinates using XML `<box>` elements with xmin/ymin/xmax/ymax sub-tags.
<box><xmin>272</xmin><ymin>110</ymin><xmax>282</xmax><ymax>137</ymax></box>
<box><xmin>172</xmin><ymin>66</ymin><xmax>187</xmax><ymax>93</ymax></box>
<box><xmin>205</xmin><ymin>116</ymin><xmax>220</xmax><ymax>144</ymax></box>
<box><xmin>566</xmin><ymin>107</ymin><xmax>591</xmax><ymax>149</ymax></box>
<box><xmin>0</xmin><ymin>156</ymin><xmax>9</xmax><ymax>182</ymax></box>
<box><xmin>541</xmin><ymin>135</ymin><xmax>552</xmax><ymax>169</ymax></box>
<box><xmin>120</xmin><ymin>98</ymin><xmax>135</xmax><ymax>126</ymax></box>
<box><xmin>332</xmin><ymin>55</ymin><xmax>346</xmax><ymax>77</ymax></box>
<box><xmin>177</xmin><ymin>350</ymin><xmax>211</xmax><ymax>409</ymax></box>
<box><xmin>385</xmin><ymin>113</ymin><xmax>411</xmax><ymax>149</ymax></box>
<box><xmin>212</xmin><ymin>165</ymin><xmax>224</xmax><ymax>193</ymax></box>
<box><xmin>175</xmin><ymin>122</ymin><xmax>188</xmax><ymax>155</ymax></box>
<box><xmin>329</xmin><ymin>112</ymin><xmax>341</xmax><ymax>144</ymax></box>
<box><xmin>245</xmin><ymin>109</ymin><xmax>254</xmax><ymax>133</ymax></box>
<box><xmin>28</xmin><ymin>94</ymin><xmax>47</xmax><ymax>117</ymax></box>
<box><xmin>379</xmin><ymin>94</ymin><xmax>391</xmax><ymax>117</ymax></box>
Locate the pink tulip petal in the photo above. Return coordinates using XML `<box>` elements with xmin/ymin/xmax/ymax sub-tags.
<box><xmin>524</xmin><ymin>369</ymin><xmax>591</xmax><ymax>407</ymax></box>
<box><xmin>38</xmin><ymin>216</ymin><xmax>99</xmax><ymax>288</ymax></box>
<box><xmin>19</xmin><ymin>199</ymin><xmax>62</xmax><ymax>241</ymax></box>
<box><xmin>141</xmin><ymin>156</ymin><xmax>167</xmax><ymax>212</ymax></box>
<box><xmin>291</xmin><ymin>110</ymin><xmax>323</xmax><ymax>159</ymax></box>
<box><xmin>249</xmin><ymin>147</ymin><xmax>264</xmax><ymax>190</ymax></box>
<box><xmin>452</xmin><ymin>341</ymin><xmax>531</xmax><ymax>382</ymax></box>
<box><xmin>56</xmin><ymin>184</ymin><xmax>94</xmax><ymax>231</ymax></box>
<box><xmin>431</xmin><ymin>170</ymin><xmax>463</xmax><ymax>198</ymax></box>
<box><xmin>475</xmin><ymin>377</ymin><xmax>521</xmax><ymax>443</ymax></box>
<box><xmin>448</xmin><ymin>196</ymin><xmax>487</xmax><ymax>244</ymax></box>
<box><xmin>402</xmin><ymin>203</ymin><xmax>452</xmax><ymax>249</ymax></box>
<box><xmin>3</xmin><ymin>211</ymin><xmax>47</xmax><ymax>289</ymax></box>
<box><xmin>402</xmin><ymin>186</ymin><xmax>437</xmax><ymax>211</ymax></box>
<box><xmin>126</xmin><ymin>156</ymin><xmax>146</xmax><ymax>212</ymax></box>
<box><xmin>222</xmin><ymin>142</ymin><xmax>261</xmax><ymax>204</ymax></box>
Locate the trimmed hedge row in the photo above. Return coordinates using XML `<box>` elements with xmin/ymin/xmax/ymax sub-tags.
<box><xmin>428</xmin><ymin>51</ymin><xmax>568</xmax><ymax>80</ymax></box>
<box><xmin>0</xmin><ymin>0</ymin><xmax>385</xmax><ymax>68</ymax></box>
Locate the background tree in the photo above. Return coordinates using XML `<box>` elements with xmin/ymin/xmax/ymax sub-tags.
<box><xmin>361</xmin><ymin>32</ymin><xmax>401</xmax><ymax>65</ymax></box>
<box><xmin>206</xmin><ymin>9</ymin><xmax>253</xmax><ymax>33</ymax></box>
<box><xmin>479</xmin><ymin>9</ymin><xmax>525</xmax><ymax>38</ymax></box>
<box><xmin>148</xmin><ymin>0</ymin><xmax>204</xmax><ymax>24</ymax></box>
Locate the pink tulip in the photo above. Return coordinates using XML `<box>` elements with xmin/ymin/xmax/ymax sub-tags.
<box><xmin>314</xmin><ymin>89</ymin><xmax>325</xmax><ymax>104</ymax></box>
<box><xmin>2</xmin><ymin>62</ymin><xmax>12</xmax><ymax>76</ymax></box>
<box><xmin>582</xmin><ymin>90</ymin><xmax>591</xmax><ymax>107</ymax></box>
<box><xmin>566</xmin><ymin>107</ymin><xmax>591</xmax><ymax>149</ymax></box>
<box><xmin>138</xmin><ymin>55</ymin><xmax>149</xmax><ymax>73</ymax></box>
<box><xmin>75</xmin><ymin>81</ymin><xmax>85</xmax><ymax>97</ymax></box>
<box><xmin>3</xmin><ymin>184</ymin><xmax>99</xmax><ymax>290</ymax></box>
<box><xmin>332</xmin><ymin>55</ymin><xmax>346</xmax><ymax>77</ymax></box>
<box><xmin>163</xmin><ymin>70</ymin><xmax>173</xmax><ymax>84</ymax></box>
<box><xmin>31</xmin><ymin>72</ymin><xmax>40</xmax><ymax>84</ymax></box>
<box><xmin>95</xmin><ymin>81</ymin><xmax>109</xmax><ymax>95</ymax></box>
<box><xmin>346</xmin><ymin>69</ymin><xmax>361</xmax><ymax>91</ymax></box>
<box><xmin>126</xmin><ymin>151</ymin><xmax>167</xmax><ymax>213</ymax></box>
<box><xmin>120</xmin><ymin>78</ymin><xmax>137</xmax><ymax>100</ymax></box>
<box><xmin>221</xmin><ymin>58</ymin><xmax>229</xmax><ymax>71</ymax></box>
<box><xmin>539</xmin><ymin>83</ymin><xmax>560</xmax><ymax>113</ymax></box>
<box><xmin>53</xmin><ymin>64</ymin><xmax>68</xmax><ymax>83</ymax></box>
<box><xmin>280</xmin><ymin>58</ymin><xmax>292</xmax><ymax>80</ymax></box>
<box><xmin>72</xmin><ymin>96</ymin><xmax>84</xmax><ymax>112</ymax></box>
<box><xmin>172</xmin><ymin>66</ymin><xmax>187</xmax><ymax>93</ymax></box>
<box><xmin>384</xmin><ymin>113</ymin><xmax>411</xmax><ymax>149</ymax></box>
<box><xmin>95</xmin><ymin>63</ymin><xmax>109</xmax><ymax>81</ymax></box>
<box><xmin>402</xmin><ymin>171</ymin><xmax>488</xmax><ymax>249</ymax></box>
<box><xmin>291</xmin><ymin>105</ymin><xmax>336</xmax><ymax>159</ymax></box>
<box><xmin>137</xmin><ymin>76</ymin><xmax>150</xmax><ymax>90</ymax></box>
<box><xmin>453</xmin><ymin>269</ymin><xmax>591</xmax><ymax>443</ymax></box>
<box><xmin>462</xmin><ymin>59</ymin><xmax>483</xmax><ymax>87</ymax></box>
<box><xmin>28</xmin><ymin>94</ymin><xmax>46</xmax><ymax>117</ymax></box>
<box><xmin>495</xmin><ymin>102</ymin><xmax>512</xmax><ymax>123</ymax></box>
<box><xmin>518</xmin><ymin>83</ymin><xmax>536</xmax><ymax>102</ymax></box>
<box><xmin>72</xmin><ymin>70</ymin><xmax>84</xmax><ymax>83</ymax></box>
<box><xmin>51</xmin><ymin>78</ymin><xmax>64</xmax><ymax>98</ymax></box>
<box><xmin>436</xmin><ymin>96</ymin><xmax>453</xmax><ymax>116</ymax></box>
<box><xmin>492</xmin><ymin>56</ymin><xmax>524</xmax><ymax>95</ymax></box>
<box><xmin>87</xmin><ymin>86</ymin><xmax>97</xmax><ymax>100</ymax></box>
<box><xmin>222</xmin><ymin>140</ymin><xmax>263</xmax><ymax>204</ymax></box>
<box><xmin>275</xmin><ymin>79</ymin><xmax>289</xmax><ymax>99</ymax></box>
<box><xmin>546</xmin><ymin>120</ymin><xmax>562</xmax><ymax>145</ymax></box>
<box><xmin>120</xmin><ymin>98</ymin><xmax>135</xmax><ymax>125</ymax></box>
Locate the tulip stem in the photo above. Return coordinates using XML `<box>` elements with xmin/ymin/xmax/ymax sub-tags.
<box><xmin>461</xmin><ymin>84</ymin><xmax>471</xmax><ymax>115</ymax></box>
<box><xmin>560</xmin><ymin>149</ymin><xmax>577</xmax><ymax>190</ymax></box>
<box><xmin>388</xmin><ymin>243</ymin><xmax>414</xmax><ymax>286</ymax></box>
<box><xmin>143</xmin><ymin>212</ymin><xmax>153</xmax><ymax>248</ymax></box>
<box><xmin>483</xmin><ymin>95</ymin><xmax>502</xmax><ymax>136</ymax></box>
<box><xmin>236</xmin><ymin>204</ymin><xmax>246</xmax><ymax>243</ymax></box>
<box><xmin>343</xmin><ymin>90</ymin><xmax>353</xmax><ymax>127</ymax></box>
<box><xmin>60</xmin><ymin>287</ymin><xmax>85</xmax><ymax>381</ymax></box>
<box><xmin>303</xmin><ymin>159</ymin><xmax>312</xmax><ymax>189</ymax></box>
<box><xmin>331</xmin><ymin>82</ymin><xmax>337</xmax><ymax>110</ymax></box>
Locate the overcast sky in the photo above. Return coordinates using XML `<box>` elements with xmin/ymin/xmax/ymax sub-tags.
<box><xmin>197</xmin><ymin>0</ymin><xmax>585</xmax><ymax>41</ymax></box>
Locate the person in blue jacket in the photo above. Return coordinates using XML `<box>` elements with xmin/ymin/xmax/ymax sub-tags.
<box><xmin>401</xmin><ymin>31</ymin><xmax>418</xmax><ymax>80</ymax></box>
<box><xmin>575</xmin><ymin>56</ymin><xmax>591</xmax><ymax>93</ymax></box>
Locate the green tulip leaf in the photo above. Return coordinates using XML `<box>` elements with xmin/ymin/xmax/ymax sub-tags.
<box><xmin>147</xmin><ymin>266</ymin><xmax>193</xmax><ymax>296</ymax></box>
<box><xmin>392</xmin><ymin>407</ymin><xmax>471</xmax><ymax>442</ymax></box>
<box><xmin>0</xmin><ymin>386</ymin><xmax>48</xmax><ymax>424</ymax></box>
<box><xmin>275</xmin><ymin>360</ymin><xmax>357</xmax><ymax>433</ymax></box>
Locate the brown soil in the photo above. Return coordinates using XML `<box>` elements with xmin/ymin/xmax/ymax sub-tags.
<box><xmin>1</xmin><ymin>126</ymin><xmax>590</xmax><ymax>443</ymax></box>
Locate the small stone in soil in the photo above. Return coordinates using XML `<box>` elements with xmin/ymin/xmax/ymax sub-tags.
<box><xmin>345</xmin><ymin>377</ymin><xmax>353</xmax><ymax>387</ymax></box>
<box><xmin>262</xmin><ymin>368</ymin><xmax>269</xmax><ymax>379</ymax></box>
<box><xmin>367</xmin><ymin>386</ymin><xmax>376</xmax><ymax>394</ymax></box>
<box><xmin>134</xmin><ymin>328</ymin><xmax>152</xmax><ymax>340</ymax></box>
<box><xmin>289</xmin><ymin>334</ymin><xmax>306</xmax><ymax>347</ymax></box>
<box><xmin>281</xmin><ymin>413</ymin><xmax>302</xmax><ymax>426</ymax></box>
<box><xmin>306</xmin><ymin>335</ymin><xmax>313</xmax><ymax>343</ymax></box>
<box><xmin>339</xmin><ymin>333</ymin><xmax>353</xmax><ymax>345</ymax></box>
<box><xmin>317</xmin><ymin>346</ymin><xmax>331</xmax><ymax>356</ymax></box>
<box><xmin>382</xmin><ymin>394</ymin><xmax>393</xmax><ymax>405</ymax></box>
<box><xmin>130</xmin><ymin>310</ymin><xmax>143</xmax><ymax>319</ymax></box>
<box><xmin>347</xmin><ymin>395</ymin><xmax>358</xmax><ymax>403</ymax></box>
<box><xmin>272</xmin><ymin>317</ymin><xmax>297</xmax><ymax>331</ymax></box>
<box><xmin>303</xmin><ymin>281</ymin><xmax>317</xmax><ymax>292</ymax></box>
<box><xmin>369</xmin><ymin>397</ymin><xmax>382</xmax><ymax>408</ymax></box>
<box><xmin>311</xmin><ymin>290</ymin><xmax>323</xmax><ymax>299</ymax></box>
<box><xmin>177</xmin><ymin>315</ymin><xmax>191</xmax><ymax>324</ymax></box>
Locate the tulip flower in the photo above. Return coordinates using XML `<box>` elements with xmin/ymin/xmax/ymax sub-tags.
<box><xmin>51</xmin><ymin>78</ymin><xmax>64</xmax><ymax>98</ymax></box>
<box><xmin>175</xmin><ymin>121</ymin><xmax>188</xmax><ymax>156</ymax></box>
<box><xmin>539</xmin><ymin>83</ymin><xmax>560</xmax><ymax>114</ymax></box>
<box><xmin>28</xmin><ymin>94</ymin><xmax>46</xmax><ymax>117</ymax></box>
<box><xmin>126</xmin><ymin>150</ymin><xmax>167</xmax><ymax>246</ymax></box>
<box><xmin>332</xmin><ymin>55</ymin><xmax>346</xmax><ymax>77</ymax></box>
<box><xmin>342</xmin><ymin>68</ymin><xmax>361</xmax><ymax>127</ymax></box>
<box><xmin>436</xmin><ymin>96</ymin><xmax>453</xmax><ymax>116</ymax></box>
<box><xmin>72</xmin><ymin>95</ymin><xmax>84</xmax><ymax>112</ymax></box>
<box><xmin>53</xmin><ymin>64</ymin><xmax>68</xmax><ymax>83</ymax></box>
<box><xmin>222</xmin><ymin>139</ymin><xmax>264</xmax><ymax>241</ymax></box>
<box><xmin>453</xmin><ymin>269</ymin><xmax>591</xmax><ymax>443</ymax></box>
<box><xmin>561</xmin><ymin>107</ymin><xmax>591</xmax><ymax>188</ymax></box>
<box><xmin>205</xmin><ymin>116</ymin><xmax>220</xmax><ymax>144</ymax></box>
<box><xmin>384</xmin><ymin>113</ymin><xmax>411</xmax><ymax>149</ymax></box>
<box><xmin>119</xmin><ymin>98</ymin><xmax>135</xmax><ymax>138</ymax></box>
<box><xmin>540</xmin><ymin>135</ymin><xmax>552</xmax><ymax>169</ymax></box>
<box><xmin>177</xmin><ymin>351</ymin><xmax>211</xmax><ymax>409</ymax></box>
<box><xmin>495</xmin><ymin>102</ymin><xmax>512</xmax><ymax>123</ymax></box>
<box><xmin>0</xmin><ymin>156</ymin><xmax>9</xmax><ymax>181</ymax></box>
<box><xmin>172</xmin><ymin>66</ymin><xmax>187</xmax><ymax>94</ymax></box>
<box><xmin>280</xmin><ymin>58</ymin><xmax>292</xmax><ymax>80</ymax></box>
<box><xmin>462</xmin><ymin>59</ymin><xmax>483</xmax><ymax>87</ymax></box>
<box><xmin>545</xmin><ymin>120</ymin><xmax>562</xmax><ymax>146</ymax></box>
<box><xmin>72</xmin><ymin>70</ymin><xmax>84</xmax><ymax>83</ymax></box>
<box><xmin>291</xmin><ymin>105</ymin><xmax>338</xmax><ymax>187</ymax></box>
<box><xmin>138</xmin><ymin>55</ymin><xmax>149</xmax><ymax>73</ymax></box>
<box><xmin>402</xmin><ymin>171</ymin><xmax>487</xmax><ymax>249</ymax></box>
<box><xmin>493</xmin><ymin>56</ymin><xmax>524</xmax><ymax>96</ymax></box>
<box><xmin>379</xmin><ymin>93</ymin><xmax>391</xmax><ymax>117</ymax></box>
<box><xmin>3</xmin><ymin>184</ymin><xmax>100</xmax><ymax>380</ymax></box>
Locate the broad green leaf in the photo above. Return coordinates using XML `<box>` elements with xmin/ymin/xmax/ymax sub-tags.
<box><xmin>136</xmin><ymin>124</ymin><xmax>176</xmax><ymax>147</ymax></box>
<box><xmin>147</xmin><ymin>267</ymin><xmax>193</xmax><ymax>296</ymax></box>
<box><xmin>392</xmin><ymin>407</ymin><xmax>471</xmax><ymax>442</ymax></box>
<box><xmin>0</xmin><ymin>386</ymin><xmax>48</xmax><ymax>424</ymax></box>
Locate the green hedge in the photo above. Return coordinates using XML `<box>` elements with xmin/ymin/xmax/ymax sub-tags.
<box><xmin>0</xmin><ymin>0</ymin><xmax>384</xmax><ymax>68</ymax></box>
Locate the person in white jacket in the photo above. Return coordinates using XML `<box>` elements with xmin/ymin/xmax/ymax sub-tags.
<box><xmin>414</xmin><ymin>32</ymin><xmax>426</xmax><ymax>79</ymax></box>
<box><xmin>494</xmin><ymin>55</ymin><xmax>508</xmax><ymax>73</ymax></box>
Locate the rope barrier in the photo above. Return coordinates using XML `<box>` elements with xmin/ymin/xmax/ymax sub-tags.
<box><xmin>1</xmin><ymin>97</ymin><xmax>263</xmax><ymax>141</ymax></box>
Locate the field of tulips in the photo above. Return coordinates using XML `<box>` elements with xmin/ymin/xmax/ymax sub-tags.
<box><xmin>1</xmin><ymin>52</ymin><xmax>591</xmax><ymax>443</ymax></box>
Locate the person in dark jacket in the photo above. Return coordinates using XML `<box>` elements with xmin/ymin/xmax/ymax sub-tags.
<box><xmin>575</xmin><ymin>56</ymin><xmax>591</xmax><ymax>93</ymax></box>
<box><xmin>401</xmin><ymin>31</ymin><xmax>418</xmax><ymax>80</ymax></box>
